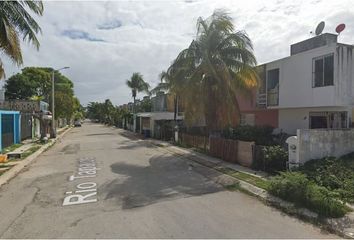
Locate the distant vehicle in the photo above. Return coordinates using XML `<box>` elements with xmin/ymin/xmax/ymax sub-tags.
<box><xmin>74</xmin><ymin>120</ymin><xmax>82</xmax><ymax>127</ymax></box>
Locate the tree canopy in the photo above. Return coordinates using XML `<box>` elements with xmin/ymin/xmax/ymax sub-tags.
<box><xmin>4</xmin><ymin>67</ymin><xmax>80</xmax><ymax>120</ymax></box>
<box><xmin>87</xmin><ymin>100</ymin><xmax>131</xmax><ymax>128</ymax></box>
<box><xmin>166</xmin><ymin>9</ymin><xmax>259</xmax><ymax>132</ymax></box>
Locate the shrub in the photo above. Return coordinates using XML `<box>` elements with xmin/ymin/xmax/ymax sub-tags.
<box><xmin>268</xmin><ymin>172</ymin><xmax>309</xmax><ymax>203</ymax></box>
<box><xmin>304</xmin><ymin>183</ymin><xmax>347</xmax><ymax>218</ymax></box>
<box><xmin>224</xmin><ymin>125</ymin><xmax>274</xmax><ymax>145</ymax></box>
<box><xmin>263</xmin><ymin>145</ymin><xmax>288</xmax><ymax>173</ymax></box>
<box><xmin>268</xmin><ymin>172</ymin><xmax>349</xmax><ymax>218</ymax></box>
<box><xmin>299</xmin><ymin>156</ymin><xmax>354</xmax><ymax>203</ymax></box>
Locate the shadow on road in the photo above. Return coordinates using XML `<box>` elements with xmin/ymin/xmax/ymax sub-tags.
<box><xmin>117</xmin><ymin>131</ymin><xmax>142</xmax><ymax>141</ymax></box>
<box><xmin>116</xmin><ymin>141</ymin><xmax>158</xmax><ymax>150</ymax></box>
<box><xmin>86</xmin><ymin>133</ymin><xmax>116</xmax><ymax>136</ymax></box>
<box><xmin>102</xmin><ymin>154</ymin><xmax>223</xmax><ymax>209</ymax></box>
<box><xmin>60</xmin><ymin>144</ymin><xmax>80</xmax><ymax>154</ymax></box>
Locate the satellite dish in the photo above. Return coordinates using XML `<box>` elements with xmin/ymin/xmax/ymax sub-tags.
<box><xmin>335</xmin><ymin>23</ymin><xmax>346</xmax><ymax>34</ymax></box>
<box><xmin>315</xmin><ymin>21</ymin><xmax>325</xmax><ymax>35</ymax></box>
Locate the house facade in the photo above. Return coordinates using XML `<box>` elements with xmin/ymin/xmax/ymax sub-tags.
<box><xmin>0</xmin><ymin>99</ymin><xmax>50</xmax><ymax>139</ymax></box>
<box><xmin>135</xmin><ymin>92</ymin><xmax>183</xmax><ymax>139</ymax></box>
<box><xmin>240</xmin><ymin>33</ymin><xmax>354</xmax><ymax>135</ymax></box>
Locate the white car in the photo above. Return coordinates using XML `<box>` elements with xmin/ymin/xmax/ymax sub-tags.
<box><xmin>74</xmin><ymin>120</ymin><xmax>82</xmax><ymax>127</ymax></box>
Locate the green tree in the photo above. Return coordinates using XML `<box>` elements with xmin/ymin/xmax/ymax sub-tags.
<box><xmin>126</xmin><ymin>72</ymin><xmax>150</xmax><ymax>113</ymax></box>
<box><xmin>168</xmin><ymin>10</ymin><xmax>258</xmax><ymax>133</ymax></box>
<box><xmin>72</xmin><ymin>98</ymin><xmax>85</xmax><ymax>121</ymax></box>
<box><xmin>5</xmin><ymin>67</ymin><xmax>50</xmax><ymax>100</ymax></box>
<box><xmin>4</xmin><ymin>67</ymin><xmax>79</xmax><ymax>121</ymax></box>
<box><xmin>0</xmin><ymin>1</ymin><xmax>44</xmax><ymax>78</ymax></box>
<box><xmin>136</xmin><ymin>96</ymin><xmax>151</xmax><ymax>112</ymax></box>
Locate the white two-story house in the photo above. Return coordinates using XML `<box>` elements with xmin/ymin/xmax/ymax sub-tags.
<box><xmin>255</xmin><ymin>33</ymin><xmax>354</xmax><ymax>135</ymax></box>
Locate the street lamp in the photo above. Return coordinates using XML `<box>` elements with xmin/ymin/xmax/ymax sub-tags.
<box><xmin>50</xmin><ymin>66</ymin><xmax>70</xmax><ymax>138</ymax></box>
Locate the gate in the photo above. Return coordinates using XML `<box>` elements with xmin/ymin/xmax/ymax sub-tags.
<box><xmin>2</xmin><ymin>114</ymin><xmax>14</xmax><ymax>148</ymax></box>
<box><xmin>21</xmin><ymin>113</ymin><xmax>32</xmax><ymax>140</ymax></box>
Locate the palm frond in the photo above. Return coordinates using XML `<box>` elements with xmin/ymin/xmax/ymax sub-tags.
<box><xmin>165</xmin><ymin>9</ymin><xmax>259</xmax><ymax>131</ymax></box>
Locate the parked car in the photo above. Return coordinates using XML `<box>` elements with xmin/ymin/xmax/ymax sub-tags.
<box><xmin>74</xmin><ymin>120</ymin><xmax>82</xmax><ymax>127</ymax></box>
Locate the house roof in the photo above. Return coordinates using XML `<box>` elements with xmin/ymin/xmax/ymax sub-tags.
<box><xmin>136</xmin><ymin>111</ymin><xmax>183</xmax><ymax>120</ymax></box>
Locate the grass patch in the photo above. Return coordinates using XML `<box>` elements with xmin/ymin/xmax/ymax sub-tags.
<box><xmin>0</xmin><ymin>164</ymin><xmax>12</xmax><ymax>169</ymax></box>
<box><xmin>225</xmin><ymin>183</ymin><xmax>242</xmax><ymax>191</ymax></box>
<box><xmin>2</xmin><ymin>143</ymin><xmax>23</xmax><ymax>154</ymax></box>
<box><xmin>19</xmin><ymin>145</ymin><xmax>41</xmax><ymax>160</ymax></box>
<box><xmin>229</xmin><ymin>171</ymin><xmax>269</xmax><ymax>190</ymax></box>
<box><xmin>215</xmin><ymin>166</ymin><xmax>269</xmax><ymax>190</ymax></box>
<box><xmin>0</xmin><ymin>164</ymin><xmax>13</xmax><ymax>176</ymax></box>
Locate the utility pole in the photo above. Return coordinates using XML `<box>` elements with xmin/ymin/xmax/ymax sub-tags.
<box><xmin>50</xmin><ymin>67</ymin><xmax>70</xmax><ymax>138</ymax></box>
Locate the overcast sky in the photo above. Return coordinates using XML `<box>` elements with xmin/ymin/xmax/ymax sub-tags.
<box><xmin>2</xmin><ymin>0</ymin><xmax>353</xmax><ymax>106</ymax></box>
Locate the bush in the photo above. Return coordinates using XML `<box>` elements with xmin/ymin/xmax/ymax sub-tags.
<box><xmin>299</xmin><ymin>156</ymin><xmax>354</xmax><ymax>203</ymax></box>
<box><xmin>224</xmin><ymin>125</ymin><xmax>274</xmax><ymax>145</ymax></box>
<box><xmin>268</xmin><ymin>172</ymin><xmax>349</xmax><ymax>218</ymax></box>
<box><xmin>263</xmin><ymin>145</ymin><xmax>288</xmax><ymax>173</ymax></box>
<box><xmin>268</xmin><ymin>172</ymin><xmax>309</xmax><ymax>203</ymax></box>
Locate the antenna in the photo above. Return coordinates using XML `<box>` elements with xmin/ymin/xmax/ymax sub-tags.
<box><xmin>315</xmin><ymin>21</ymin><xmax>325</xmax><ymax>35</ymax></box>
<box><xmin>335</xmin><ymin>23</ymin><xmax>346</xmax><ymax>35</ymax></box>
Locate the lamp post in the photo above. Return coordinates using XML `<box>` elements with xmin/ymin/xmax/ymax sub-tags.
<box><xmin>51</xmin><ymin>66</ymin><xmax>70</xmax><ymax>138</ymax></box>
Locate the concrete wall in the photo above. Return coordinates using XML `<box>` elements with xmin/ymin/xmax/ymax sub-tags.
<box><xmin>265</xmin><ymin>43</ymin><xmax>354</xmax><ymax>109</ymax></box>
<box><xmin>254</xmin><ymin>109</ymin><xmax>278</xmax><ymax>128</ymax></box>
<box><xmin>237</xmin><ymin>140</ymin><xmax>254</xmax><ymax>167</ymax></box>
<box><xmin>297</xmin><ymin>128</ymin><xmax>354</xmax><ymax>163</ymax></box>
<box><xmin>279</xmin><ymin>106</ymin><xmax>350</xmax><ymax>134</ymax></box>
<box><xmin>0</xmin><ymin>100</ymin><xmax>48</xmax><ymax>112</ymax></box>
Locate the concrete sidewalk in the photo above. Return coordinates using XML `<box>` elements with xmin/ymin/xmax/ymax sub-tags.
<box><xmin>146</xmin><ymin>138</ymin><xmax>268</xmax><ymax>178</ymax></box>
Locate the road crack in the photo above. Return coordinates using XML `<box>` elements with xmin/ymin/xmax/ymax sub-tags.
<box><xmin>0</xmin><ymin>186</ymin><xmax>40</xmax><ymax>238</ymax></box>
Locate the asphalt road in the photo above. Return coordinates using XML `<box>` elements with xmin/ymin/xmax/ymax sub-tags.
<box><xmin>0</xmin><ymin>123</ymin><xmax>335</xmax><ymax>238</ymax></box>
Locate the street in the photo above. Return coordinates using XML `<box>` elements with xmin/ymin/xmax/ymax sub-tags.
<box><xmin>0</xmin><ymin>123</ymin><xmax>334</xmax><ymax>238</ymax></box>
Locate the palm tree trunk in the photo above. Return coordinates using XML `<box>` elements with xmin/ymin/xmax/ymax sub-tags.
<box><xmin>173</xmin><ymin>95</ymin><xmax>177</xmax><ymax>121</ymax></box>
<box><xmin>133</xmin><ymin>96</ymin><xmax>136</xmax><ymax>114</ymax></box>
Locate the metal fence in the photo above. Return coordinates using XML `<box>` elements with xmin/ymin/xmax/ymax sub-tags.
<box><xmin>1</xmin><ymin>114</ymin><xmax>14</xmax><ymax>148</ymax></box>
<box><xmin>21</xmin><ymin>113</ymin><xmax>32</xmax><ymax>140</ymax></box>
<box><xmin>179</xmin><ymin>133</ymin><xmax>254</xmax><ymax>167</ymax></box>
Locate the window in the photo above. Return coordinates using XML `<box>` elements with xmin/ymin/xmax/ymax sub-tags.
<box><xmin>267</xmin><ymin>68</ymin><xmax>279</xmax><ymax>106</ymax></box>
<box><xmin>309</xmin><ymin>111</ymin><xmax>347</xmax><ymax>129</ymax></box>
<box><xmin>313</xmin><ymin>54</ymin><xmax>334</xmax><ymax>87</ymax></box>
<box><xmin>267</xmin><ymin>69</ymin><xmax>279</xmax><ymax>90</ymax></box>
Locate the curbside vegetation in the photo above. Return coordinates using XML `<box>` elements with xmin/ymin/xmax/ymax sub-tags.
<box><xmin>268</xmin><ymin>172</ymin><xmax>350</xmax><ymax>218</ymax></box>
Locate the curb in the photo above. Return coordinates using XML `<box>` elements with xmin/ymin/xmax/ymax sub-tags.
<box><xmin>0</xmin><ymin>127</ymin><xmax>72</xmax><ymax>188</ymax></box>
<box><xmin>148</xmin><ymin>139</ymin><xmax>354</xmax><ymax>239</ymax></box>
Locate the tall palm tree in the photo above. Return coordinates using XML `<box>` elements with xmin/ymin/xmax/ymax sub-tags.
<box><xmin>150</xmin><ymin>71</ymin><xmax>171</xmax><ymax>95</ymax></box>
<box><xmin>0</xmin><ymin>1</ymin><xmax>43</xmax><ymax>79</ymax></box>
<box><xmin>126</xmin><ymin>72</ymin><xmax>150</xmax><ymax>113</ymax></box>
<box><xmin>167</xmin><ymin>9</ymin><xmax>258</xmax><ymax>133</ymax></box>
<box><xmin>151</xmin><ymin>71</ymin><xmax>180</xmax><ymax>122</ymax></box>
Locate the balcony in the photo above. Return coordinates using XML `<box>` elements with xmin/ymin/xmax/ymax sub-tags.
<box><xmin>256</xmin><ymin>93</ymin><xmax>266</xmax><ymax>108</ymax></box>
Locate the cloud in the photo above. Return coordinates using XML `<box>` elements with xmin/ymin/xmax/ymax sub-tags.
<box><xmin>97</xmin><ymin>19</ymin><xmax>123</xmax><ymax>30</ymax></box>
<box><xmin>61</xmin><ymin>29</ymin><xmax>104</xmax><ymax>42</ymax></box>
<box><xmin>1</xmin><ymin>0</ymin><xmax>353</xmax><ymax>106</ymax></box>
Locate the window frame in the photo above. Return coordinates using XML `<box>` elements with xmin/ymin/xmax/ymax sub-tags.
<box><xmin>312</xmin><ymin>53</ymin><xmax>334</xmax><ymax>88</ymax></box>
<box><xmin>266</xmin><ymin>68</ymin><xmax>280</xmax><ymax>106</ymax></box>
